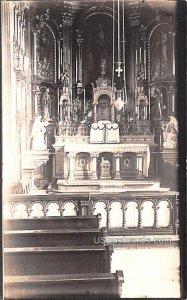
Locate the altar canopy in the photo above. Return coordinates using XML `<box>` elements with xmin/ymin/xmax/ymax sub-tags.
<box><xmin>90</xmin><ymin>121</ymin><xmax>120</xmax><ymax>143</ymax></box>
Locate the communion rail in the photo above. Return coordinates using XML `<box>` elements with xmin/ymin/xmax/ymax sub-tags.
<box><xmin>3</xmin><ymin>192</ymin><xmax>179</xmax><ymax>236</ymax></box>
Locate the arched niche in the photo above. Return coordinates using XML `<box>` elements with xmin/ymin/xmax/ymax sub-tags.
<box><xmin>74</xmin><ymin>5</ymin><xmax>118</xmax><ymax>86</ymax></box>
<box><xmin>147</xmin><ymin>21</ymin><xmax>174</xmax><ymax>83</ymax></box>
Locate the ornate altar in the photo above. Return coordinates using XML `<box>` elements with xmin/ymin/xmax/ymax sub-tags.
<box><xmin>16</xmin><ymin>2</ymin><xmax>176</xmax><ymax>192</ymax></box>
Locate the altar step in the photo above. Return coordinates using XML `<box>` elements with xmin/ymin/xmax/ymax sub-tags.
<box><xmin>57</xmin><ymin>179</ymin><xmax>170</xmax><ymax>192</ymax></box>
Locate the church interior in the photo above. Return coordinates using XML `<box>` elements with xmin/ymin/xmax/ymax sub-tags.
<box><xmin>2</xmin><ymin>0</ymin><xmax>181</xmax><ymax>298</ymax></box>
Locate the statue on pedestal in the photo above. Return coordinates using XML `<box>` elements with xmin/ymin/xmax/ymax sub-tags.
<box><xmin>40</xmin><ymin>88</ymin><xmax>52</xmax><ymax>120</ymax></box>
<box><xmin>162</xmin><ymin>116</ymin><xmax>178</xmax><ymax>148</ymax></box>
<box><xmin>151</xmin><ymin>87</ymin><xmax>163</xmax><ymax>120</ymax></box>
<box><xmin>60</xmin><ymin>70</ymin><xmax>69</xmax><ymax>94</ymax></box>
<box><xmin>31</xmin><ymin>115</ymin><xmax>49</xmax><ymax>150</ymax></box>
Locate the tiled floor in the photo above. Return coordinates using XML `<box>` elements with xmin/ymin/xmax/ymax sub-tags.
<box><xmin>111</xmin><ymin>241</ymin><xmax>180</xmax><ymax>298</ymax></box>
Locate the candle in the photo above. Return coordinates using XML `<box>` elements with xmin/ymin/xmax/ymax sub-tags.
<box><xmin>139</xmin><ymin>47</ymin><xmax>142</xmax><ymax>63</ymax></box>
<box><xmin>144</xmin><ymin>48</ymin><xmax>146</xmax><ymax>79</ymax></box>
<box><xmin>83</xmin><ymin>89</ymin><xmax>86</xmax><ymax>113</ymax></box>
<box><xmin>172</xmin><ymin>33</ymin><xmax>175</xmax><ymax>76</ymax></box>
<box><xmin>172</xmin><ymin>93</ymin><xmax>175</xmax><ymax>113</ymax></box>
<box><xmin>135</xmin><ymin>49</ymin><xmax>137</xmax><ymax>66</ymax></box>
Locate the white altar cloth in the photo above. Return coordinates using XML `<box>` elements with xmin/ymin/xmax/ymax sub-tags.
<box><xmin>90</xmin><ymin>121</ymin><xmax>120</xmax><ymax>143</ymax></box>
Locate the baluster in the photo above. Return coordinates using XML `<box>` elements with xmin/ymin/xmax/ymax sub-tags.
<box><xmin>138</xmin><ymin>202</ymin><xmax>143</xmax><ymax>228</ymax></box>
<box><xmin>153</xmin><ymin>201</ymin><xmax>159</xmax><ymax>228</ymax></box>
<box><xmin>10</xmin><ymin>202</ymin><xmax>16</xmax><ymax>218</ymax></box>
<box><xmin>105</xmin><ymin>203</ymin><xmax>111</xmax><ymax>230</ymax></box>
<box><xmin>167</xmin><ymin>203</ymin><xmax>173</xmax><ymax>229</ymax></box>
<box><xmin>26</xmin><ymin>202</ymin><xmax>33</xmax><ymax>217</ymax></box>
<box><xmin>122</xmin><ymin>202</ymin><xmax>127</xmax><ymax>229</ymax></box>
<box><xmin>58</xmin><ymin>201</ymin><xmax>65</xmax><ymax>217</ymax></box>
<box><xmin>42</xmin><ymin>201</ymin><xmax>49</xmax><ymax>217</ymax></box>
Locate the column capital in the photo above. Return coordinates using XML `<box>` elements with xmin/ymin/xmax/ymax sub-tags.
<box><xmin>67</xmin><ymin>152</ymin><xmax>76</xmax><ymax>158</ymax></box>
<box><xmin>114</xmin><ymin>153</ymin><xmax>122</xmax><ymax>158</ymax></box>
<box><xmin>90</xmin><ymin>153</ymin><xmax>99</xmax><ymax>158</ymax></box>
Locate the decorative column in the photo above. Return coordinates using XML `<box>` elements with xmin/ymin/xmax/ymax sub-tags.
<box><xmin>136</xmin><ymin>153</ymin><xmax>144</xmax><ymax>178</ymax></box>
<box><xmin>94</xmin><ymin>104</ymin><xmax>97</xmax><ymax>123</ymax></box>
<box><xmin>153</xmin><ymin>201</ymin><xmax>159</xmax><ymax>228</ymax></box>
<box><xmin>62</xmin><ymin>11</ymin><xmax>73</xmax><ymax>95</ymax></box>
<box><xmin>105</xmin><ymin>203</ymin><xmax>112</xmax><ymax>230</ymax></box>
<box><xmin>114</xmin><ymin>153</ymin><xmax>121</xmax><ymax>179</ymax></box>
<box><xmin>122</xmin><ymin>202</ymin><xmax>127</xmax><ymax>229</ymax></box>
<box><xmin>167</xmin><ymin>203</ymin><xmax>174</xmax><ymax>229</ymax></box>
<box><xmin>172</xmin><ymin>32</ymin><xmax>176</xmax><ymax>76</ymax></box>
<box><xmin>68</xmin><ymin>152</ymin><xmax>76</xmax><ymax>180</ymax></box>
<box><xmin>90</xmin><ymin>153</ymin><xmax>99</xmax><ymax>180</ymax></box>
<box><xmin>57</xmin><ymin>38</ymin><xmax>62</xmax><ymax>80</ymax></box>
<box><xmin>111</xmin><ymin>104</ymin><xmax>115</xmax><ymax>123</ymax></box>
<box><xmin>76</xmin><ymin>30</ymin><xmax>83</xmax><ymax>85</ymax></box>
<box><xmin>137</xmin><ymin>203</ymin><xmax>143</xmax><ymax>229</ymax></box>
<box><xmin>32</xmin><ymin>28</ymin><xmax>38</xmax><ymax>76</ymax></box>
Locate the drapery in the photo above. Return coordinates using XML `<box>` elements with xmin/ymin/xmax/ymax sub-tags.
<box><xmin>90</xmin><ymin>122</ymin><xmax>120</xmax><ymax>143</ymax></box>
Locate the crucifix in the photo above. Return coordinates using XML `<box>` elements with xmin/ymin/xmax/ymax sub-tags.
<box><xmin>115</xmin><ymin>62</ymin><xmax>123</xmax><ymax>77</ymax></box>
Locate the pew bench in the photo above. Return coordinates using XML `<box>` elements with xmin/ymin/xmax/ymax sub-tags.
<box><xmin>4</xmin><ymin>271</ymin><xmax>124</xmax><ymax>299</ymax></box>
<box><xmin>4</xmin><ymin>228</ymin><xmax>104</xmax><ymax>247</ymax></box>
<box><xmin>4</xmin><ymin>215</ymin><xmax>101</xmax><ymax>231</ymax></box>
<box><xmin>4</xmin><ymin>245</ymin><xmax>113</xmax><ymax>276</ymax></box>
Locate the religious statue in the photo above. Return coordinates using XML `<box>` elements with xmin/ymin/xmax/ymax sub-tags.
<box><xmin>39</xmin><ymin>27</ymin><xmax>49</xmax><ymax>60</ymax></box>
<box><xmin>31</xmin><ymin>115</ymin><xmax>49</xmax><ymax>150</ymax></box>
<box><xmin>137</xmin><ymin>64</ymin><xmax>145</xmax><ymax>93</ymax></box>
<box><xmin>40</xmin><ymin>88</ymin><xmax>52</xmax><ymax>120</ymax></box>
<box><xmin>136</xmin><ymin>64</ymin><xmax>148</xmax><ymax>106</ymax></box>
<box><xmin>162</xmin><ymin>116</ymin><xmax>178</xmax><ymax>148</ymax></box>
<box><xmin>151</xmin><ymin>87</ymin><xmax>163</xmax><ymax>119</ymax></box>
<box><xmin>59</xmin><ymin>92</ymin><xmax>69</xmax><ymax>121</ymax></box>
<box><xmin>151</xmin><ymin>30</ymin><xmax>170</xmax><ymax>80</ymax></box>
<box><xmin>96</xmin><ymin>24</ymin><xmax>106</xmax><ymax>50</ymax></box>
<box><xmin>61</xmin><ymin>70</ymin><xmax>69</xmax><ymax>94</ymax></box>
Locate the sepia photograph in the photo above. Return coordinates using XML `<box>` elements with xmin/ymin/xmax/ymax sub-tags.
<box><xmin>1</xmin><ymin>0</ymin><xmax>186</xmax><ymax>299</ymax></box>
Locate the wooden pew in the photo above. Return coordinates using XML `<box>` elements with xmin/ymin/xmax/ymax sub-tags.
<box><xmin>4</xmin><ymin>215</ymin><xmax>101</xmax><ymax>231</ymax></box>
<box><xmin>4</xmin><ymin>271</ymin><xmax>124</xmax><ymax>299</ymax></box>
<box><xmin>4</xmin><ymin>228</ymin><xmax>104</xmax><ymax>247</ymax></box>
<box><xmin>4</xmin><ymin>245</ymin><xmax>113</xmax><ymax>276</ymax></box>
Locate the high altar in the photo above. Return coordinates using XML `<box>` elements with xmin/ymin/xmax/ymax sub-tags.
<box><xmin>53</xmin><ymin>68</ymin><xmax>153</xmax><ymax>191</ymax></box>
<box><xmin>4</xmin><ymin>1</ymin><xmax>178</xmax><ymax>194</ymax></box>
